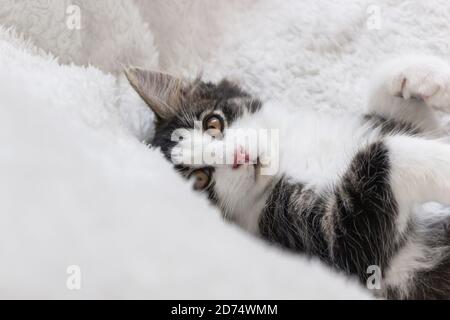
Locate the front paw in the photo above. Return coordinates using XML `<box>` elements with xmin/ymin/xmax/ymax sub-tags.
<box><xmin>388</xmin><ymin>56</ymin><xmax>450</xmax><ymax>112</ymax></box>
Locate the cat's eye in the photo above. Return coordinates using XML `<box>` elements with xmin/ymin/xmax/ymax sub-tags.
<box><xmin>203</xmin><ymin>114</ymin><xmax>224</xmax><ymax>134</ymax></box>
<box><xmin>191</xmin><ymin>169</ymin><xmax>211</xmax><ymax>190</ymax></box>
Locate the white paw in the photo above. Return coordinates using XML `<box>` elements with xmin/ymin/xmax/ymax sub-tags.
<box><xmin>388</xmin><ymin>56</ymin><xmax>450</xmax><ymax>112</ymax></box>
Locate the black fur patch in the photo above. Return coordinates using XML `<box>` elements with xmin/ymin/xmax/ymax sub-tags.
<box><xmin>331</xmin><ymin>142</ymin><xmax>399</xmax><ymax>280</ymax></box>
<box><xmin>259</xmin><ymin>142</ymin><xmax>401</xmax><ymax>283</ymax></box>
<box><xmin>259</xmin><ymin>178</ymin><xmax>330</xmax><ymax>262</ymax></box>
<box><xmin>363</xmin><ymin>113</ymin><xmax>421</xmax><ymax>136</ymax></box>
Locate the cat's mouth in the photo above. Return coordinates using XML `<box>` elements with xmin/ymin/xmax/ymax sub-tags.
<box><xmin>232</xmin><ymin>157</ymin><xmax>261</xmax><ymax>170</ymax></box>
<box><xmin>232</xmin><ymin>147</ymin><xmax>259</xmax><ymax>169</ymax></box>
<box><xmin>232</xmin><ymin>151</ymin><xmax>262</xmax><ymax>180</ymax></box>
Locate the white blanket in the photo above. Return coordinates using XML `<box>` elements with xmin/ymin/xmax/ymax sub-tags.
<box><xmin>3</xmin><ymin>0</ymin><xmax>450</xmax><ymax>299</ymax></box>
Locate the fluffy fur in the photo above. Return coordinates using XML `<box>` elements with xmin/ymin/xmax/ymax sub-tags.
<box><xmin>0</xmin><ymin>25</ymin><xmax>369</xmax><ymax>299</ymax></box>
<box><xmin>3</xmin><ymin>0</ymin><xmax>450</xmax><ymax>299</ymax></box>
<box><xmin>132</xmin><ymin>55</ymin><xmax>450</xmax><ymax>299</ymax></box>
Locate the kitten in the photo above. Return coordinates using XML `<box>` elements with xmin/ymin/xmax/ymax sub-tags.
<box><xmin>126</xmin><ymin>55</ymin><xmax>450</xmax><ymax>299</ymax></box>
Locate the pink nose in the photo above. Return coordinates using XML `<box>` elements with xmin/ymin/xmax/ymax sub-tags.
<box><xmin>233</xmin><ymin>147</ymin><xmax>250</xmax><ymax>169</ymax></box>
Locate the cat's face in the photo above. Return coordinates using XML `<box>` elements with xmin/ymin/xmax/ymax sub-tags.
<box><xmin>126</xmin><ymin>69</ymin><xmax>277</xmax><ymax>223</ymax></box>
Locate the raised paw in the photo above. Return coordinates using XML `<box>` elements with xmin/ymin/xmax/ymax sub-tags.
<box><xmin>388</xmin><ymin>56</ymin><xmax>450</xmax><ymax>112</ymax></box>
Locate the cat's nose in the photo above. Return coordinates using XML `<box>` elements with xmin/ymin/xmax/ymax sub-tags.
<box><xmin>232</xmin><ymin>146</ymin><xmax>250</xmax><ymax>169</ymax></box>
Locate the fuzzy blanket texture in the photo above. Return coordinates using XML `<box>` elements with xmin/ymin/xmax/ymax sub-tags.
<box><xmin>1</xmin><ymin>0</ymin><xmax>449</xmax><ymax>299</ymax></box>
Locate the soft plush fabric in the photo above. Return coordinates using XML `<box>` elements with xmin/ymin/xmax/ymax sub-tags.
<box><xmin>0</xmin><ymin>0</ymin><xmax>158</xmax><ymax>72</ymax></box>
<box><xmin>0</xmin><ymin>26</ymin><xmax>368</xmax><ymax>299</ymax></box>
<box><xmin>2</xmin><ymin>0</ymin><xmax>450</xmax><ymax>299</ymax></box>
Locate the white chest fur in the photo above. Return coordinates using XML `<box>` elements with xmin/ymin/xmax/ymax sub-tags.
<box><xmin>232</xmin><ymin>102</ymin><xmax>381</xmax><ymax>188</ymax></box>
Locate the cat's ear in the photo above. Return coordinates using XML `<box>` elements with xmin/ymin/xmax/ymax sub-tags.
<box><xmin>125</xmin><ymin>68</ymin><xmax>185</xmax><ymax>121</ymax></box>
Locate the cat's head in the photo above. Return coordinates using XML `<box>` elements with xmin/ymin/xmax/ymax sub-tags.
<box><xmin>126</xmin><ymin>69</ymin><xmax>278</xmax><ymax>224</ymax></box>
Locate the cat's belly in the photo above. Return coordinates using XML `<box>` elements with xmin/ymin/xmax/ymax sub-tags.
<box><xmin>274</xmin><ymin>112</ymin><xmax>380</xmax><ymax>188</ymax></box>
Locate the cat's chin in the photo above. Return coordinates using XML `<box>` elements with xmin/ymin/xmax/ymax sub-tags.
<box><xmin>231</xmin><ymin>157</ymin><xmax>262</xmax><ymax>181</ymax></box>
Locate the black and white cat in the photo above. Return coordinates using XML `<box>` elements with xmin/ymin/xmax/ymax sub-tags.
<box><xmin>126</xmin><ymin>55</ymin><xmax>450</xmax><ymax>299</ymax></box>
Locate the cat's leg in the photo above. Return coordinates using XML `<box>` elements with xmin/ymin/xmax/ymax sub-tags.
<box><xmin>367</xmin><ymin>55</ymin><xmax>450</xmax><ymax>133</ymax></box>
<box><xmin>330</xmin><ymin>137</ymin><xmax>450</xmax><ymax>288</ymax></box>
<box><xmin>385</xmin><ymin>135</ymin><xmax>450</xmax><ymax>234</ymax></box>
